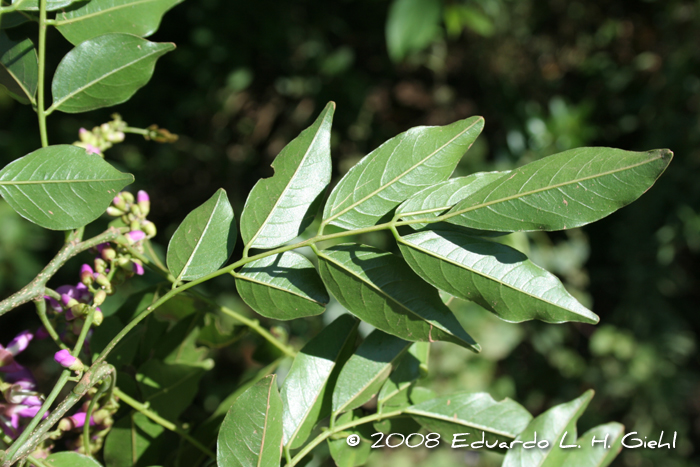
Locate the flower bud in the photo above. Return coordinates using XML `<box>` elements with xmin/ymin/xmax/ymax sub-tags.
<box><xmin>106</xmin><ymin>206</ymin><xmax>125</xmax><ymax>217</ymax></box>
<box><xmin>137</xmin><ymin>190</ymin><xmax>150</xmax><ymax>216</ymax></box>
<box><xmin>61</xmin><ymin>294</ymin><xmax>79</xmax><ymax>309</ymax></box>
<box><xmin>71</xmin><ymin>303</ymin><xmax>89</xmax><ymax>318</ymax></box>
<box><xmin>141</xmin><ymin>220</ymin><xmax>157</xmax><ymax>237</ymax></box>
<box><xmin>54</xmin><ymin>350</ymin><xmax>84</xmax><ymax>371</ymax></box>
<box><xmin>121</xmin><ymin>191</ymin><xmax>135</xmax><ymax>204</ymax></box>
<box><xmin>112</xmin><ymin>194</ymin><xmax>128</xmax><ymax>211</ymax></box>
<box><xmin>93</xmin><ymin>309</ymin><xmax>104</xmax><ymax>326</ymax></box>
<box><xmin>93</xmin><ymin>290</ymin><xmax>107</xmax><ymax>306</ymax></box>
<box><xmin>79</xmin><ymin>128</ymin><xmax>91</xmax><ymax>143</ymax></box>
<box><xmin>95</xmin><ymin>274</ymin><xmax>111</xmax><ymax>288</ymax></box>
<box><xmin>101</xmin><ymin>246</ymin><xmax>117</xmax><ymax>261</ymax></box>
<box><xmin>116</xmin><ymin>256</ymin><xmax>131</xmax><ymax>268</ymax></box>
<box><xmin>80</xmin><ymin>264</ymin><xmax>94</xmax><ymax>285</ymax></box>
<box><xmin>130</xmin><ymin>219</ymin><xmax>141</xmax><ymax>232</ymax></box>
<box><xmin>94</xmin><ymin>258</ymin><xmax>108</xmax><ymax>274</ymax></box>
<box><xmin>126</xmin><ymin>230</ymin><xmax>146</xmax><ymax>243</ymax></box>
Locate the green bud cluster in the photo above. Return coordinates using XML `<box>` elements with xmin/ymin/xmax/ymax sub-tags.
<box><xmin>73</xmin><ymin>114</ymin><xmax>127</xmax><ymax>156</ymax></box>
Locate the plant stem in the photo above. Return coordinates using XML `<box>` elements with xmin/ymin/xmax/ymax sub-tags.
<box><xmin>0</xmin><ymin>227</ymin><xmax>126</xmax><ymax>316</ymax></box>
<box><xmin>82</xmin><ymin>375</ymin><xmax>111</xmax><ymax>455</ymax></box>
<box><xmin>72</xmin><ymin>307</ymin><xmax>95</xmax><ymax>357</ymax></box>
<box><xmin>207</xmin><ymin>289</ymin><xmax>297</xmax><ymax>358</ymax></box>
<box><xmin>33</xmin><ymin>298</ymin><xmax>69</xmax><ymax>351</ymax></box>
<box><xmin>36</xmin><ymin>0</ymin><xmax>48</xmax><ymax>147</ymax></box>
<box><xmin>118</xmin><ymin>241</ymin><xmax>297</xmax><ymax>358</ymax></box>
<box><xmin>112</xmin><ymin>388</ymin><xmax>216</xmax><ymax>460</ymax></box>
<box><xmin>288</xmin><ymin>409</ymin><xmax>403</xmax><ymax>466</ymax></box>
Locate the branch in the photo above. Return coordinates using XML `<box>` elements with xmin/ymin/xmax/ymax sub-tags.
<box><xmin>0</xmin><ymin>227</ymin><xmax>126</xmax><ymax>317</ymax></box>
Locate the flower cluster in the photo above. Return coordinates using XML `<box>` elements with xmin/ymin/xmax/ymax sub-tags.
<box><xmin>73</xmin><ymin>114</ymin><xmax>126</xmax><ymax>156</ymax></box>
<box><xmin>0</xmin><ymin>331</ymin><xmax>44</xmax><ymax>441</ymax></box>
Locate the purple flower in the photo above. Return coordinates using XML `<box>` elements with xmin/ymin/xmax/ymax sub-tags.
<box><xmin>85</xmin><ymin>144</ymin><xmax>102</xmax><ymax>156</ymax></box>
<box><xmin>137</xmin><ymin>190</ymin><xmax>149</xmax><ymax>204</ymax></box>
<box><xmin>131</xmin><ymin>261</ymin><xmax>145</xmax><ymax>276</ymax></box>
<box><xmin>127</xmin><ymin>230</ymin><xmax>146</xmax><ymax>243</ymax></box>
<box><xmin>54</xmin><ymin>350</ymin><xmax>76</xmax><ymax>369</ymax></box>
<box><xmin>0</xmin><ymin>331</ymin><xmax>33</xmax><ymax>370</ymax></box>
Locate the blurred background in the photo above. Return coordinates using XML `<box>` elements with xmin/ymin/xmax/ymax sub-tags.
<box><xmin>1</xmin><ymin>0</ymin><xmax>698</xmax><ymax>466</ymax></box>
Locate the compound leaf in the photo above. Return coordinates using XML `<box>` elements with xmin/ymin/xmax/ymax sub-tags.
<box><xmin>0</xmin><ymin>145</ymin><xmax>133</xmax><ymax>230</ymax></box>
<box><xmin>317</xmin><ymin>243</ymin><xmax>479</xmax><ymax>351</ymax></box>
<box><xmin>0</xmin><ymin>32</ymin><xmax>37</xmax><ymax>105</ymax></box>
<box><xmin>281</xmin><ymin>314</ymin><xmax>359</xmax><ymax>449</ymax></box>
<box><xmin>51</xmin><ymin>33</ymin><xmax>174</xmax><ymax>113</ymax></box>
<box><xmin>236</xmin><ymin>251</ymin><xmax>328</xmax><ymax>320</ymax></box>
<box><xmin>445</xmin><ymin>148</ymin><xmax>672</xmax><ymax>232</ymax></box>
<box><xmin>217</xmin><ymin>375</ymin><xmax>283</xmax><ymax>467</ymax></box>
<box><xmin>55</xmin><ymin>0</ymin><xmax>185</xmax><ymax>45</ymax></box>
<box><xmin>322</xmin><ymin>116</ymin><xmax>483</xmax><ymax>230</ymax></box>
<box><xmin>502</xmin><ymin>390</ymin><xmax>594</xmax><ymax>467</ymax></box>
<box><xmin>398</xmin><ymin>229</ymin><xmax>599</xmax><ymax>324</ymax></box>
<box><xmin>406</xmin><ymin>392</ymin><xmax>532</xmax><ymax>448</ymax></box>
<box><xmin>167</xmin><ymin>188</ymin><xmax>237</xmax><ymax>282</ymax></box>
<box><xmin>332</xmin><ymin>329</ymin><xmax>410</xmax><ymax>415</ymax></box>
<box><xmin>240</xmin><ymin>102</ymin><xmax>334</xmax><ymax>249</ymax></box>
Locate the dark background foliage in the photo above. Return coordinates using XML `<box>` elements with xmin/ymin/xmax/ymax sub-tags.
<box><xmin>1</xmin><ymin>1</ymin><xmax>698</xmax><ymax>466</ymax></box>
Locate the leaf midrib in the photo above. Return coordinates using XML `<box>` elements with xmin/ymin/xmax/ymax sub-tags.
<box><xmin>325</xmin><ymin>118</ymin><xmax>482</xmax><ymax>224</ymax></box>
<box><xmin>0</xmin><ymin>56</ymin><xmax>37</xmax><ymax>105</ymax></box>
<box><xmin>54</xmin><ymin>0</ymin><xmax>162</xmax><ymax>25</ymax></box>
<box><xmin>175</xmin><ymin>200</ymin><xmax>218</xmax><ymax>283</ymax></box>
<box><xmin>51</xmin><ymin>42</ymin><xmax>172</xmax><ymax>111</ymax></box>
<box><xmin>258</xmin><ymin>377</ymin><xmax>275</xmax><ymax>467</ymax></box>
<box><xmin>445</xmin><ymin>153</ymin><xmax>665</xmax><ymax>221</ymax></box>
<box><xmin>405</xmin><ymin>407</ymin><xmax>517</xmax><ymax>438</ymax></box>
<box><xmin>235</xmin><ymin>272</ymin><xmax>323</xmax><ymax>304</ymax></box>
<box><xmin>0</xmin><ymin>176</ymin><xmax>131</xmax><ymax>185</ymax></box>
<box><xmin>318</xmin><ymin>249</ymin><xmax>457</xmax><ymax>338</ymax></box>
<box><xmin>246</xmin><ymin>111</ymin><xmax>328</xmax><ymax>248</ymax></box>
<box><xmin>398</xmin><ymin>234</ymin><xmax>597</xmax><ymax>322</ymax></box>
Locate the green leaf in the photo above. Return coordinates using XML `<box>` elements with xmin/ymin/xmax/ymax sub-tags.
<box><xmin>136</xmin><ymin>360</ymin><xmax>207</xmax><ymax>420</ymax></box>
<box><xmin>502</xmin><ymin>390</ymin><xmax>594</xmax><ymax>467</ymax></box>
<box><xmin>51</xmin><ymin>33</ymin><xmax>175</xmax><ymax>114</ymax></box>
<box><xmin>240</xmin><ymin>102</ymin><xmax>334</xmax><ymax>249</ymax></box>
<box><xmin>235</xmin><ymin>251</ymin><xmax>329</xmax><ymax>320</ymax></box>
<box><xmin>0</xmin><ymin>145</ymin><xmax>134</xmax><ymax>230</ymax></box>
<box><xmin>398</xmin><ymin>229</ymin><xmax>599</xmax><ymax>324</ymax></box>
<box><xmin>45</xmin><ymin>452</ymin><xmax>103</xmax><ymax>467</ymax></box>
<box><xmin>281</xmin><ymin>314</ymin><xmax>359</xmax><ymax>449</ymax></box>
<box><xmin>562</xmin><ymin>423</ymin><xmax>625</xmax><ymax>467</ymax></box>
<box><xmin>386</xmin><ymin>0</ymin><xmax>442</xmax><ymax>62</ymax></box>
<box><xmin>396</xmin><ymin>172</ymin><xmax>505</xmax><ymax>230</ymax></box>
<box><xmin>0</xmin><ymin>31</ymin><xmax>37</xmax><ymax>105</ymax></box>
<box><xmin>445</xmin><ymin>148</ymin><xmax>673</xmax><ymax>232</ymax></box>
<box><xmin>377</xmin><ymin>342</ymin><xmax>429</xmax><ymax>406</ymax></box>
<box><xmin>104</xmin><ymin>413</ymin><xmax>170</xmax><ymax>467</ymax></box>
<box><xmin>332</xmin><ymin>330</ymin><xmax>410</xmax><ymax>415</ymax></box>
<box><xmin>217</xmin><ymin>374</ymin><xmax>284</xmax><ymax>467</ymax></box>
<box><xmin>14</xmin><ymin>0</ymin><xmax>83</xmax><ymax>11</ymax></box>
<box><xmin>322</xmin><ymin>116</ymin><xmax>484</xmax><ymax>230</ymax></box>
<box><xmin>55</xmin><ymin>0</ymin><xmax>184</xmax><ymax>45</ymax></box>
<box><xmin>327</xmin><ymin>410</ymin><xmax>374</xmax><ymax>467</ymax></box>
<box><xmin>406</xmin><ymin>392</ymin><xmax>532</xmax><ymax>448</ymax></box>
<box><xmin>167</xmin><ymin>188</ymin><xmax>237</xmax><ymax>282</ymax></box>
<box><xmin>317</xmin><ymin>243</ymin><xmax>479</xmax><ymax>351</ymax></box>
<box><xmin>0</xmin><ymin>11</ymin><xmax>32</xmax><ymax>29</ymax></box>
